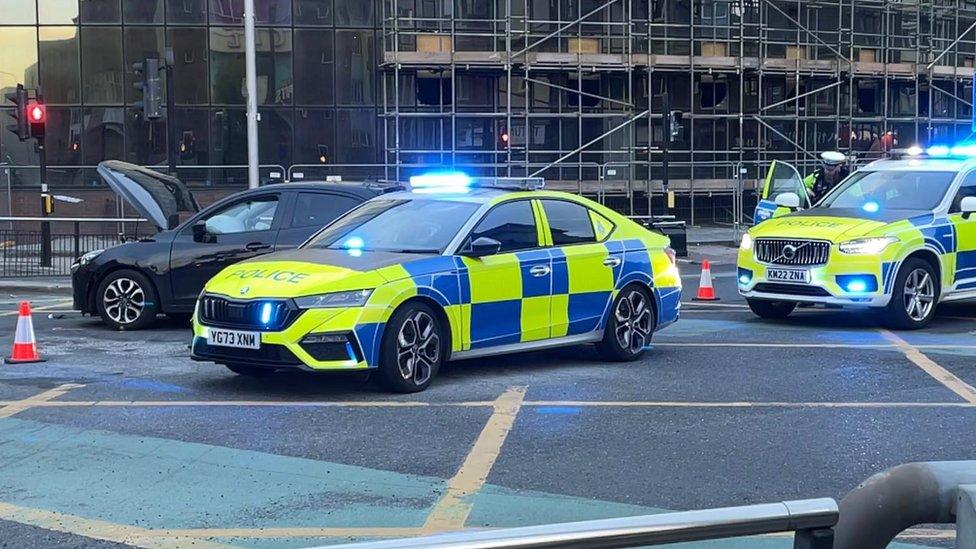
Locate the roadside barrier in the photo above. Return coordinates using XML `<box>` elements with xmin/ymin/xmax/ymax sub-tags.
<box><xmin>693</xmin><ymin>259</ymin><xmax>719</xmax><ymax>301</ymax></box>
<box><xmin>6</xmin><ymin>301</ymin><xmax>42</xmax><ymax>364</ymax></box>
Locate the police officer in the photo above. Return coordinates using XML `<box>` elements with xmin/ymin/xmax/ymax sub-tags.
<box><xmin>804</xmin><ymin>151</ymin><xmax>850</xmax><ymax>203</ymax></box>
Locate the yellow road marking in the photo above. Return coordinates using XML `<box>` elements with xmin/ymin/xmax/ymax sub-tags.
<box><xmin>422</xmin><ymin>386</ymin><xmax>526</xmax><ymax>533</ymax></box>
<box><xmin>0</xmin><ymin>383</ymin><xmax>84</xmax><ymax>419</ymax></box>
<box><xmin>0</xmin><ymin>300</ymin><xmax>74</xmax><ymax>317</ymax></box>
<box><xmin>0</xmin><ymin>501</ymin><xmax>231</xmax><ymax>548</ymax></box>
<box><xmin>881</xmin><ymin>330</ymin><xmax>976</xmax><ymax>404</ymax></box>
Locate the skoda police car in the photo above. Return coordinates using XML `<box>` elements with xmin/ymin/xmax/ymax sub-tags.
<box><xmin>191</xmin><ymin>174</ymin><xmax>682</xmax><ymax>392</ymax></box>
<box><xmin>738</xmin><ymin>146</ymin><xmax>976</xmax><ymax>329</ymax></box>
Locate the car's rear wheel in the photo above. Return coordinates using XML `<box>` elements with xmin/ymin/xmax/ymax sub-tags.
<box><xmin>225</xmin><ymin>364</ymin><xmax>276</xmax><ymax>376</ymax></box>
<box><xmin>747</xmin><ymin>298</ymin><xmax>797</xmax><ymax>320</ymax></box>
<box><xmin>96</xmin><ymin>269</ymin><xmax>158</xmax><ymax>331</ymax></box>
<box><xmin>378</xmin><ymin>302</ymin><xmax>443</xmax><ymax>393</ymax></box>
<box><xmin>597</xmin><ymin>285</ymin><xmax>655</xmax><ymax>362</ymax></box>
<box><xmin>883</xmin><ymin>258</ymin><xmax>938</xmax><ymax>330</ymax></box>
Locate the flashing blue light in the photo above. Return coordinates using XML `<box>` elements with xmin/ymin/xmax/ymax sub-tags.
<box><xmin>846</xmin><ymin>280</ymin><xmax>868</xmax><ymax>292</ymax></box>
<box><xmin>737</xmin><ymin>267</ymin><xmax>753</xmax><ymax>286</ymax></box>
<box><xmin>836</xmin><ymin>274</ymin><xmax>878</xmax><ymax>294</ymax></box>
<box><xmin>739</xmin><ymin>275</ymin><xmax>751</xmax><ymax>284</ymax></box>
<box><xmin>347</xmin><ymin>248</ymin><xmax>362</xmax><ymax>257</ymax></box>
<box><xmin>952</xmin><ymin>144</ymin><xmax>976</xmax><ymax>157</ymax></box>
<box><xmin>259</xmin><ymin>302</ymin><xmax>273</xmax><ymax>325</ymax></box>
<box><xmin>862</xmin><ymin>201</ymin><xmax>880</xmax><ymax>213</ymax></box>
<box><xmin>342</xmin><ymin>236</ymin><xmax>364</xmax><ymax>249</ymax></box>
<box><xmin>927</xmin><ymin>145</ymin><xmax>951</xmax><ymax>157</ymax></box>
<box><xmin>409</xmin><ymin>171</ymin><xmax>472</xmax><ymax>189</ymax></box>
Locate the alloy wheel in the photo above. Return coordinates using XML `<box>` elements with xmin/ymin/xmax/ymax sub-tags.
<box><xmin>103</xmin><ymin>278</ymin><xmax>146</xmax><ymax>325</ymax></box>
<box><xmin>903</xmin><ymin>268</ymin><xmax>935</xmax><ymax>322</ymax></box>
<box><xmin>395</xmin><ymin>311</ymin><xmax>440</xmax><ymax>386</ymax></box>
<box><xmin>614</xmin><ymin>289</ymin><xmax>652</xmax><ymax>354</ymax></box>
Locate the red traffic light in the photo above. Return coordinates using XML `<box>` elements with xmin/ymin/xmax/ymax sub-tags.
<box><xmin>27</xmin><ymin>102</ymin><xmax>45</xmax><ymax>123</ymax></box>
<box><xmin>500</xmin><ymin>132</ymin><xmax>510</xmax><ymax>144</ymax></box>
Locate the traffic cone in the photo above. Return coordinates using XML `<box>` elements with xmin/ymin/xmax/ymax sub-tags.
<box><xmin>693</xmin><ymin>259</ymin><xmax>720</xmax><ymax>301</ymax></box>
<box><xmin>7</xmin><ymin>301</ymin><xmax>43</xmax><ymax>364</ymax></box>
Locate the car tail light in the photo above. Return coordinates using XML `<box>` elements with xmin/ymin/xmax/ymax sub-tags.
<box><xmin>665</xmin><ymin>247</ymin><xmax>677</xmax><ymax>265</ymax></box>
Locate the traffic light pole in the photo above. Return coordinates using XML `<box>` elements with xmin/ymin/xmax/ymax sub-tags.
<box><xmin>662</xmin><ymin>92</ymin><xmax>670</xmax><ymax>202</ymax></box>
<box><xmin>165</xmin><ymin>49</ymin><xmax>177</xmax><ymax>176</ymax></box>
<box><xmin>36</xmin><ymin>93</ymin><xmax>51</xmax><ymax>268</ymax></box>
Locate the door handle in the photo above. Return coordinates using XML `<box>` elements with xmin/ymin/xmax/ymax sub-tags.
<box><xmin>245</xmin><ymin>242</ymin><xmax>272</xmax><ymax>252</ymax></box>
<box><xmin>529</xmin><ymin>265</ymin><xmax>551</xmax><ymax>277</ymax></box>
<box><xmin>603</xmin><ymin>257</ymin><xmax>622</xmax><ymax>268</ymax></box>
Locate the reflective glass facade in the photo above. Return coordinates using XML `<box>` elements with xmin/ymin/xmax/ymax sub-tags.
<box><xmin>0</xmin><ymin>0</ymin><xmax>379</xmax><ymax>187</ymax></box>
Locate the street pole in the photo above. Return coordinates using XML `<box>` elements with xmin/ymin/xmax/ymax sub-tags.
<box><xmin>662</xmin><ymin>91</ymin><xmax>670</xmax><ymax>206</ymax></box>
<box><xmin>165</xmin><ymin>48</ymin><xmax>177</xmax><ymax>176</ymax></box>
<box><xmin>243</xmin><ymin>0</ymin><xmax>260</xmax><ymax>189</ymax></box>
<box><xmin>37</xmin><ymin>93</ymin><xmax>50</xmax><ymax>268</ymax></box>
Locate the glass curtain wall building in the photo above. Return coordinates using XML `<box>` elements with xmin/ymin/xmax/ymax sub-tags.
<box><xmin>0</xmin><ymin>0</ymin><xmax>380</xmax><ymax>188</ymax></box>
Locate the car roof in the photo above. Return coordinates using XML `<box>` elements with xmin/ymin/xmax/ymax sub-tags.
<box><xmin>863</xmin><ymin>158</ymin><xmax>976</xmax><ymax>173</ymax></box>
<box><xmin>241</xmin><ymin>181</ymin><xmax>394</xmax><ymax>198</ymax></box>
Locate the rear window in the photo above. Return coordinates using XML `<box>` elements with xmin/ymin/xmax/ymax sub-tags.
<box><xmin>541</xmin><ymin>200</ymin><xmax>596</xmax><ymax>246</ymax></box>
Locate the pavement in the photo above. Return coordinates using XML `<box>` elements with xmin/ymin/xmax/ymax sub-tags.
<box><xmin>0</xmin><ymin>253</ymin><xmax>972</xmax><ymax>548</ymax></box>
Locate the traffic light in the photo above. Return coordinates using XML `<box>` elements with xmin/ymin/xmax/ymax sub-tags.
<box><xmin>26</xmin><ymin>99</ymin><xmax>45</xmax><ymax>138</ymax></box>
<box><xmin>499</xmin><ymin>127</ymin><xmax>510</xmax><ymax>147</ymax></box>
<box><xmin>4</xmin><ymin>84</ymin><xmax>29</xmax><ymax>141</ymax></box>
<box><xmin>133</xmin><ymin>57</ymin><xmax>163</xmax><ymax>120</ymax></box>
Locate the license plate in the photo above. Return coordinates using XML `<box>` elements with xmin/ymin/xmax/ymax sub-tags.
<box><xmin>766</xmin><ymin>268</ymin><xmax>810</xmax><ymax>283</ymax></box>
<box><xmin>207</xmin><ymin>327</ymin><xmax>260</xmax><ymax>349</ymax></box>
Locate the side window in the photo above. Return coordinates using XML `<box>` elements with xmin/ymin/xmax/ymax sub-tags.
<box><xmin>290</xmin><ymin>192</ymin><xmax>362</xmax><ymax>228</ymax></box>
<box><xmin>541</xmin><ymin>200</ymin><xmax>597</xmax><ymax>245</ymax></box>
<box><xmin>468</xmin><ymin>200</ymin><xmax>538</xmax><ymax>253</ymax></box>
<box><xmin>952</xmin><ymin>172</ymin><xmax>976</xmax><ymax>213</ymax></box>
<box><xmin>203</xmin><ymin>196</ymin><xmax>279</xmax><ymax>235</ymax></box>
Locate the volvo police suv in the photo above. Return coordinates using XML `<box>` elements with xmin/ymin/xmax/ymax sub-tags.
<box><xmin>191</xmin><ymin>174</ymin><xmax>682</xmax><ymax>392</ymax></box>
<box><xmin>738</xmin><ymin>151</ymin><xmax>976</xmax><ymax>329</ymax></box>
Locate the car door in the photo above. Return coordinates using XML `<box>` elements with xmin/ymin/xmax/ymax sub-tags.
<box><xmin>461</xmin><ymin>199</ymin><xmax>550</xmax><ymax>348</ymax></box>
<box><xmin>947</xmin><ymin>170</ymin><xmax>976</xmax><ymax>292</ymax></box>
<box><xmin>539</xmin><ymin>199</ymin><xmax>616</xmax><ymax>338</ymax></box>
<box><xmin>754</xmin><ymin>161</ymin><xmax>811</xmax><ymax>225</ymax></box>
<box><xmin>276</xmin><ymin>191</ymin><xmax>367</xmax><ymax>248</ymax></box>
<box><xmin>168</xmin><ymin>193</ymin><xmax>283</xmax><ymax>308</ymax></box>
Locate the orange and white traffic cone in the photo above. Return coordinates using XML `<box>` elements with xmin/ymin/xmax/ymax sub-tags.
<box><xmin>7</xmin><ymin>301</ymin><xmax>43</xmax><ymax>364</ymax></box>
<box><xmin>693</xmin><ymin>259</ymin><xmax>720</xmax><ymax>301</ymax></box>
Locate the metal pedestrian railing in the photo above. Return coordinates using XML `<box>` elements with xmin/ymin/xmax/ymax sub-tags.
<box><xmin>0</xmin><ymin>217</ymin><xmax>149</xmax><ymax>278</ymax></box>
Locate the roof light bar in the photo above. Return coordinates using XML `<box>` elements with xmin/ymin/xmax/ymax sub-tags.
<box><xmin>408</xmin><ymin>172</ymin><xmax>545</xmax><ymax>192</ymax></box>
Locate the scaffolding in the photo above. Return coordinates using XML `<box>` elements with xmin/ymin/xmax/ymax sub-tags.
<box><xmin>380</xmin><ymin>0</ymin><xmax>976</xmax><ymax>221</ymax></box>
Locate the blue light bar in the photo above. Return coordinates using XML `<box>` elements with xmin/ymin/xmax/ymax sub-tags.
<box><xmin>862</xmin><ymin>201</ymin><xmax>880</xmax><ymax>213</ymax></box>
<box><xmin>342</xmin><ymin>236</ymin><xmax>364</xmax><ymax>249</ymax></box>
<box><xmin>409</xmin><ymin>172</ymin><xmax>472</xmax><ymax>189</ymax></box>
<box><xmin>927</xmin><ymin>145</ymin><xmax>951</xmax><ymax>157</ymax></box>
<box><xmin>259</xmin><ymin>302</ymin><xmax>273</xmax><ymax>325</ymax></box>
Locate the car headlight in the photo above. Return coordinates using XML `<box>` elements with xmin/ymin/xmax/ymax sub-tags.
<box><xmin>294</xmin><ymin>289</ymin><xmax>374</xmax><ymax>309</ymax></box>
<box><xmin>75</xmin><ymin>249</ymin><xmax>105</xmax><ymax>266</ymax></box>
<box><xmin>740</xmin><ymin>233</ymin><xmax>754</xmax><ymax>251</ymax></box>
<box><xmin>838</xmin><ymin>237</ymin><xmax>899</xmax><ymax>255</ymax></box>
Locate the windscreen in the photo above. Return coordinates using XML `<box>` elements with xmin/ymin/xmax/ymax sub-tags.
<box><xmin>302</xmin><ymin>198</ymin><xmax>481</xmax><ymax>254</ymax></box>
<box><xmin>819</xmin><ymin>170</ymin><xmax>956</xmax><ymax>211</ymax></box>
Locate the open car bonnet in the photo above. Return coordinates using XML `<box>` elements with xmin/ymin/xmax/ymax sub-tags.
<box><xmin>97</xmin><ymin>160</ymin><xmax>200</xmax><ymax>230</ymax></box>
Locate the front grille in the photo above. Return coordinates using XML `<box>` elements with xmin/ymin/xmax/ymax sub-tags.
<box><xmin>199</xmin><ymin>295</ymin><xmax>299</xmax><ymax>331</ymax></box>
<box><xmin>754</xmin><ymin>239</ymin><xmax>830</xmax><ymax>266</ymax></box>
<box><xmin>753</xmin><ymin>283</ymin><xmax>831</xmax><ymax>297</ymax></box>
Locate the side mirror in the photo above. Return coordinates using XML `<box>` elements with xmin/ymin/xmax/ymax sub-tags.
<box><xmin>192</xmin><ymin>221</ymin><xmax>213</xmax><ymax>243</ymax></box>
<box><xmin>774</xmin><ymin>192</ymin><xmax>801</xmax><ymax>211</ymax></box>
<box><xmin>463</xmin><ymin>237</ymin><xmax>502</xmax><ymax>258</ymax></box>
<box><xmin>962</xmin><ymin>196</ymin><xmax>976</xmax><ymax>220</ymax></box>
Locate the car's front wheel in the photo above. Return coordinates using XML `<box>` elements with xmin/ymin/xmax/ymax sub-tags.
<box><xmin>747</xmin><ymin>299</ymin><xmax>797</xmax><ymax>320</ymax></box>
<box><xmin>883</xmin><ymin>258</ymin><xmax>939</xmax><ymax>330</ymax></box>
<box><xmin>96</xmin><ymin>269</ymin><xmax>159</xmax><ymax>331</ymax></box>
<box><xmin>597</xmin><ymin>285</ymin><xmax>655</xmax><ymax>362</ymax></box>
<box><xmin>378</xmin><ymin>302</ymin><xmax>443</xmax><ymax>393</ymax></box>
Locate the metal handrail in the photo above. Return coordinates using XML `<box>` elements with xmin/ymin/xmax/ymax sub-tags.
<box><xmin>326</xmin><ymin>498</ymin><xmax>838</xmax><ymax>548</ymax></box>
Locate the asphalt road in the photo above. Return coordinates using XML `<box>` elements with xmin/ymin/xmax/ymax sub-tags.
<box><xmin>0</xmin><ymin>250</ymin><xmax>973</xmax><ymax>548</ymax></box>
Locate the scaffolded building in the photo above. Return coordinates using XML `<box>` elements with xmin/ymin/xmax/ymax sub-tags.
<box><xmin>381</xmin><ymin>0</ymin><xmax>976</xmax><ymax>222</ymax></box>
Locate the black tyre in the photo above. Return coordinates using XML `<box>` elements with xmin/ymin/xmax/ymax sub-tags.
<box><xmin>378</xmin><ymin>302</ymin><xmax>444</xmax><ymax>393</ymax></box>
<box><xmin>883</xmin><ymin>258</ymin><xmax>939</xmax><ymax>330</ymax></box>
<box><xmin>747</xmin><ymin>298</ymin><xmax>797</xmax><ymax>320</ymax></box>
<box><xmin>597</xmin><ymin>285</ymin><xmax>655</xmax><ymax>362</ymax></box>
<box><xmin>96</xmin><ymin>269</ymin><xmax>159</xmax><ymax>331</ymax></box>
<box><xmin>225</xmin><ymin>364</ymin><xmax>277</xmax><ymax>376</ymax></box>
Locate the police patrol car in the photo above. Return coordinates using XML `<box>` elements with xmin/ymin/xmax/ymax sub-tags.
<box><xmin>739</xmin><ymin>146</ymin><xmax>976</xmax><ymax>329</ymax></box>
<box><xmin>191</xmin><ymin>174</ymin><xmax>681</xmax><ymax>392</ymax></box>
